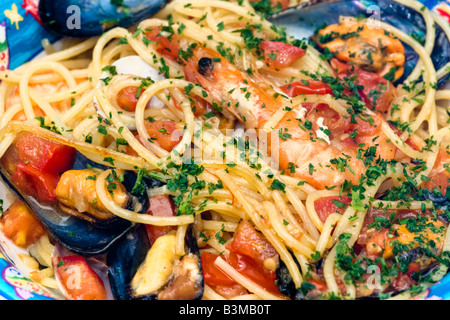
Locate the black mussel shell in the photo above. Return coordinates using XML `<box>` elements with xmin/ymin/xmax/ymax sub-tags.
<box><xmin>269</xmin><ymin>0</ymin><xmax>450</xmax><ymax>87</ymax></box>
<box><xmin>0</xmin><ymin>150</ymin><xmax>138</xmax><ymax>255</ymax></box>
<box><xmin>38</xmin><ymin>0</ymin><xmax>168</xmax><ymax>38</ymax></box>
<box><xmin>122</xmin><ymin>170</ymin><xmax>166</xmax><ymax>215</ymax></box>
<box><xmin>276</xmin><ymin>259</ymin><xmax>298</xmax><ymax>299</ymax></box>
<box><xmin>107</xmin><ymin>224</ymin><xmax>151</xmax><ymax>300</ymax></box>
<box><xmin>107</xmin><ymin>224</ymin><xmax>204</xmax><ymax>300</ymax></box>
<box><xmin>422</xmin><ymin>187</ymin><xmax>449</xmax><ymax>204</ymax></box>
<box><xmin>276</xmin><ymin>255</ymin><xmax>315</xmax><ymax>300</ymax></box>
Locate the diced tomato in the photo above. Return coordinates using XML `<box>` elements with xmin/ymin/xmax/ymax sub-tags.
<box><xmin>53</xmin><ymin>255</ymin><xmax>107</xmax><ymax>300</ymax></box>
<box><xmin>200</xmin><ymin>251</ymin><xmax>248</xmax><ymax>299</ymax></box>
<box><xmin>12</xmin><ymin>163</ymin><xmax>60</xmax><ymax>202</ymax></box>
<box><xmin>309</xmin><ymin>279</ymin><xmax>328</xmax><ymax>292</ymax></box>
<box><xmin>351</xmin><ymin>112</ymin><xmax>383</xmax><ymax>137</ymax></box>
<box><xmin>116</xmin><ymin>86</ymin><xmax>143</xmax><ymax>112</ymax></box>
<box><xmin>356</xmin><ymin>69</ymin><xmax>396</xmax><ymax>113</ymax></box>
<box><xmin>422</xmin><ymin>150</ymin><xmax>450</xmax><ymax>194</ymax></box>
<box><xmin>307</xmin><ymin>103</ymin><xmax>351</xmax><ymax>139</ymax></box>
<box><xmin>388</xmin><ymin>122</ymin><xmax>419</xmax><ymax>152</ymax></box>
<box><xmin>406</xmin><ymin>262</ymin><xmax>420</xmax><ymax>275</ymax></box>
<box><xmin>423</xmin><ymin>171</ymin><xmax>450</xmax><ymax>195</ymax></box>
<box><xmin>201</xmin><ymin>220</ymin><xmax>283</xmax><ymax>297</ymax></box>
<box><xmin>314</xmin><ymin>196</ymin><xmax>352</xmax><ymax>223</ymax></box>
<box><xmin>144</xmin><ymin>194</ymin><xmax>177</xmax><ymax>244</ymax></box>
<box><xmin>144</xmin><ymin>119</ymin><xmax>182</xmax><ymax>152</ymax></box>
<box><xmin>227</xmin><ymin>252</ymin><xmax>280</xmax><ymax>295</ymax></box>
<box><xmin>260</xmin><ymin>41</ymin><xmax>306</xmax><ymax>69</ymax></box>
<box><xmin>227</xmin><ymin>220</ymin><xmax>278</xmax><ymax>267</ymax></box>
<box><xmin>0</xmin><ymin>199</ymin><xmax>46</xmax><ymax>248</ymax></box>
<box><xmin>145</xmin><ymin>27</ymin><xmax>181</xmax><ymax>62</ymax></box>
<box><xmin>16</xmin><ymin>133</ymin><xmax>76</xmax><ymax>175</ymax></box>
<box><xmin>330</xmin><ymin>58</ymin><xmax>396</xmax><ymax>113</ymax></box>
<box><xmin>392</xmin><ymin>262</ymin><xmax>420</xmax><ymax>292</ymax></box>
<box><xmin>9</xmin><ymin>133</ymin><xmax>76</xmax><ymax>202</ymax></box>
<box><xmin>226</xmin><ymin>220</ymin><xmax>281</xmax><ymax>295</ymax></box>
<box><xmin>201</xmin><ymin>251</ymin><xmax>238</xmax><ymax>287</ymax></box>
<box><xmin>330</xmin><ymin>58</ymin><xmax>359</xmax><ymax>76</ymax></box>
<box><xmin>200</xmin><ymin>221</ymin><xmax>283</xmax><ymax>298</ymax></box>
<box><xmin>281</xmin><ymin>80</ymin><xmax>333</xmax><ymax>97</ymax></box>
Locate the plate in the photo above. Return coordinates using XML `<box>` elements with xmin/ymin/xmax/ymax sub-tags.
<box><xmin>1</xmin><ymin>0</ymin><xmax>450</xmax><ymax>300</ymax></box>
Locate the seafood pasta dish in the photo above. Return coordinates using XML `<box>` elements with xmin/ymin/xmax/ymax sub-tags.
<box><xmin>0</xmin><ymin>0</ymin><xmax>450</xmax><ymax>300</ymax></box>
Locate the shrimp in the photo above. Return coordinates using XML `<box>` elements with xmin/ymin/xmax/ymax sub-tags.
<box><xmin>314</xmin><ymin>21</ymin><xmax>405</xmax><ymax>81</ymax></box>
<box><xmin>185</xmin><ymin>46</ymin><xmax>396</xmax><ymax>189</ymax></box>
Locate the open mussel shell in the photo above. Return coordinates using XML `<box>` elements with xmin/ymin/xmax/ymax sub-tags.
<box><xmin>38</xmin><ymin>0</ymin><xmax>168</xmax><ymax>38</ymax></box>
<box><xmin>276</xmin><ymin>257</ymin><xmax>323</xmax><ymax>300</ymax></box>
<box><xmin>276</xmin><ymin>248</ymin><xmax>442</xmax><ymax>299</ymax></box>
<box><xmin>269</xmin><ymin>0</ymin><xmax>450</xmax><ymax>87</ymax></box>
<box><xmin>0</xmin><ymin>150</ymin><xmax>150</xmax><ymax>256</ymax></box>
<box><xmin>276</xmin><ymin>259</ymin><xmax>301</xmax><ymax>299</ymax></box>
<box><xmin>107</xmin><ymin>224</ymin><xmax>204</xmax><ymax>300</ymax></box>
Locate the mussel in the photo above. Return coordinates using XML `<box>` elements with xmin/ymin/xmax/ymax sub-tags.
<box><xmin>269</xmin><ymin>0</ymin><xmax>450</xmax><ymax>87</ymax></box>
<box><xmin>38</xmin><ymin>0</ymin><xmax>168</xmax><ymax>38</ymax></box>
<box><xmin>0</xmin><ymin>133</ymin><xmax>157</xmax><ymax>255</ymax></box>
<box><xmin>276</xmin><ymin>257</ymin><xmax>323</xmax><ymax>300</ymax></box>
<box><xmin>107</xmin><ymin>224</ymin><xmax>204</xmax><ymax>300</ymax></box>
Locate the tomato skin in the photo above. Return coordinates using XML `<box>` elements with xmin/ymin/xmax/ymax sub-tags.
<box><xmin>227</xmin><ymin>252</ymin><xmax>280</xmax><ymax>295</ymax></box>
<box><xmin>125</xmin><ymin>123</ymin><xmax>183</xmax><ymax>155</ymax></box>
<box><xmin>0</xmin><ymin>199</ymin><xmax>46</xmax><ymax>248</ymax></box>
<box><xmin>10</xmin><ymin>134</ymin><xmax>76</xmax><ymax>202</ymax></box>
<box><xmin>356</xmin><ymin>69</ymin><xmax>396</xmax><ymax>113</ymax></box>
<box><xmin>392</xmin><ymin>262</ymin><xmax>420</xmax><ymax>292</ymax></box>
<box><xmin>226</xmin><ymin>220</ymin><xmax>281</xmax><ymax>295</ymax></box>
<box><xmin>144</xmin><ymin>119</ymin><xmax>182</xmax><ymax>152</ymax></box>
<box><xmin>144</xmin><ymin>194</ymin><xmax>177</xmax><ymax>244</ymax></box>
<box><xmin>12</xmin><ymin>163</ymin><xmax>60</xmax><ymax>202</ymax></box>
<box><xmin>281</xmin><ymin>80</ymin><xmax>333</xmax><ymax>96</ymax></box>
<box><xmin>314</xmin><ymin>196</ymin><xmax>352</xmax><ymax>223</ymax></box>
<box><xmin>201</xmin><ymin>251</ymin><xmax>238</xmax><ymax>287</ymax></box>
<box><xmin>260</xmin><ymin>41</ymin><xmax>306</xmax><ymax>68</ymax></box>
<box><xmin>227</xmin><ymin>220</ymin><xmax>278</xmax><ymax>266</ymax></box>
<box><xmin>201</xmin><ymin>221</ymin><xmax>282</xmax><ymax>297</ymax></box>
<box><xmin>145</xmin><ymin>27</ymin><xmax>181</xmax><ymax>61</ymax></box>
<box><xmin>116</xmin><ymin>86</ymin><xmax>143</xmax><ymax>112</ymax></box>
<box><xmin>16</xmin><ymin>133</ymin><xmax>76</xmax><ymax>175</ymax></box>
<box><xmin>330</xmin><ymin>58</ymin><xmax>396</xmax><ymax>113</ymax></box>
<box><xmin>53</xmin><ymin>255</ymin><xmax>107</xmax><ymax>300</ymax></box>
<box><xmin>422</xmin><ymin>150</ymin><xmax>450</xmax><ymax>194</ymax></box>
<box><xmin>423</xmin><ymin>171</ymin><xmax>450</xmax><ymax>195</ymax></box>
<box><xmin>330</xmin><ymin>58</ymin><xmax>357</xmax><ymax>75</ymax></box>
<box><xmin>309</xmin><ymin>279</ymin><xmax>328</xmax><ymax>292</ymax></box>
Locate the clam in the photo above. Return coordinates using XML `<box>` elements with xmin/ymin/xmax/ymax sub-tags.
<box><xmin>268</xmin><ymin>0</ymin><xmax>450</xmax><ymax>87</ymax></box>
<box><xmin>107</xmin><ymin>224</ymin><xmax>204</xmax><ymax>300</ymax></box>
<box><xmin>38</xmin><ymin>0</ymin><xmax>168</xmax><ymax>38</ymax></box>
